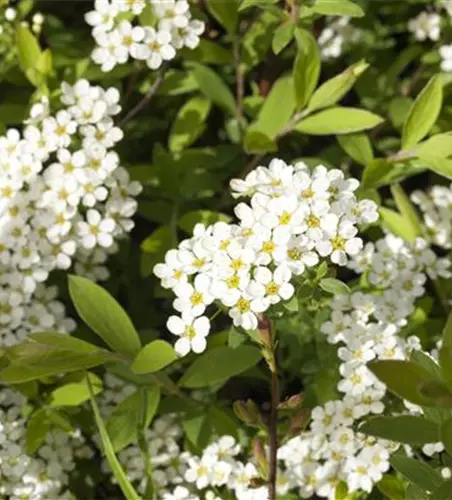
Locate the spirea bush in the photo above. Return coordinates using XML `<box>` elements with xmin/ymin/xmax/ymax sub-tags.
<box><xmin>1</xmin><ymin>0</ymin><xmax>452</xmax><ymax>499</ymax></box>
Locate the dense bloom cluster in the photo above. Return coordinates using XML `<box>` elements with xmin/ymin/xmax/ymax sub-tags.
<box><xmin>275</xmin><ymin>234</ymin><xmax>450</xmax><ymax>498</ymax></box>
<box><xmin>0</xmin><ymin>79</ymin><xmax>140</xmax><ymax>346</ymax></box>
<box><xmin>411</xmin><ymin>182</ymin><xmax>452</xmax><ymax>249</ymax></box>
<box><xmin>85</xmin><ymin>0</ymin><xmax>204</xmax><ymax>72</ymax></box>
<box><xmin>0</xmin><ymin>387</ymin><xmax>92</xmax><ymax>498</ymax></box>
<box><xmin>154</xmin><ymin>159</ymin><xmax>378</xmax><ymax>356</ymax></box>
<box><xmin>408</xmin><ymin>11</ymin><xmax>441</xmax><ymax>41</ymax></box>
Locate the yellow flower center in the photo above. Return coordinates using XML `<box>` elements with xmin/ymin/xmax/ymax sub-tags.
<box><xmin>231</xmin><ymin>258</ymin><xmax>244</xmax><ymax>271</ymax></box>
<box><xmin>331</xmin><ymin>235</ymin><xmax>346</xmax><ymax>251</ymax></box>
<box><xmin>185</xmin><ymin>326</ymin><xmax>196</xmax><ymax>339</ymax></box>
<box><xmin>301</xmin><ymin>188</ymin><xmax>314</xmax><ymax>198</ymax></box>
<box><xmin>265</xmin><ymin>281</ymin><xmax>280</xmax><ymax>295</ymax></box>
<box><xmin>226</xmin><ymin>275</ymin><xmax>240</xmax><ymax>289</ymax></box>
<box><xmin>287</xmin><ymin>248</ymin><xmax>301</xmax><ymax>260</ymax></box>
<box><xmin>190</xmin><ymin>292</ymin><xmax>203</xmax><ymax>306</ymax></box>
<box><xmin>306</xmin><ymin>215</ymin><xmax>320</xmax><ymax>228</ymax></box>
<box><xmin>262</xmin><ymin>241</ymin><xmax>276</xmax><ymax>253</ymax></box>
<box><xmin>279</xmin><ymin>211</ymin><xmax>291</xmax><ymax>225</ymax></box>
<box><xmin>236</xmin><ymin>298</ymin><xmax>250</xmax><ymax>313</ymax></box>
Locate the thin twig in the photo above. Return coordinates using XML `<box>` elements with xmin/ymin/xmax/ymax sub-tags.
<box><xmin>267</xmin><ymin>322</ymin><xmax>279</xmax><ymax>500</ymax></box>
<box><xmin>119</xmin><ymin>63</ymin><xmax>168</xmax><ymax>126</ymax></box>
<box><xmin>233</xmin><ymin>37</ymin><xmax>244</xmax><ymax>123</ymax></box>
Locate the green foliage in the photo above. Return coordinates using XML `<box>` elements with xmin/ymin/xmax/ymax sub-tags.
<box><xmin>178</xmin><ymin>345</ymin><xmax>262</xmax><ymax>388</ymax></box>
<box><xmin>131</xmin><ymin>340</ymin><xmax>177</xmax><ymax>374</ymax></box>
<box><xmin>69</xmin><ymin>275</ymin><xmax>141</xmax><ymax>356</ymax></box>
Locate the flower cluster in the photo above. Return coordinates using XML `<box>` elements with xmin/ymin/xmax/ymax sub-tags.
<box><xmin>411</xmin><ymin>182</ymin><xmax>452</xmax><ymax>249</ymax></box>
<box><xmin>155</xmin><ymin>158</ymin><xmax>378</xmax><ymax>357</ymax></box>
<box><xmin>275</xmin><ymin>234</ymin><xmax>450</xmax><ymax>498</ymax></box>
<box><xmin>0</xmin><ymin>387</ymin><xmax>92</xmax><ymax>498</ymax></box>
<box><xmin>85</xmin><ymin>0</ymin><xmax>204</xmax><ymax>72</ymax></box>
<box><xmin>318</xmin><ymin>17</ymin><xmax>359</xmax><ymax>59</ymax></box>
<box><xmin>0</xmin><ymin>79</ymin><xmax>141</xmax><ymax>346</ymax></box>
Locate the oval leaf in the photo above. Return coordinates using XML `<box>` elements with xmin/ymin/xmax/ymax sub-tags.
<box><xmin>179</xmin><ymin>345</ymin><xmax>262</xmax><ymax>388</ymax></box>
<box><xmin>68</xmin><ymin>275</ymin><xmax>141</xmax><ymax>356</ymax></box>
<box><xmin>402</xmin><ymin>75</ymin><xmax>443</xmax><ymax>149</ymax></box>
<box><xmin>131</xmin><ymin>340</ymin><xmax>177</xmax><ymax>374</ymax></box>
<box><xmin>319</xmin><ymin>278</ymin><xmax>351</xmax><ymax>295</ymax></box>
<box><xmin>359</xmin><ymin>415</ymin><xmax>439</xmax><ymax>444</ymax></box>
<box><xmin>295</xmin><ymin>107</ymin><xmax>384</xmax><ymax>135</ymax></box>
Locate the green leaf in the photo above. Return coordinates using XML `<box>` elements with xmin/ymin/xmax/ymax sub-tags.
<box><xmin>179</xmin><ymin>345</ymin><xmax>262</xmax><ymax>388</ymax></box>
<box><xmin>140</xmin><ymin>226</ymin><xmax>173</xmax><ymax>277</ymax></box>
<box><xmin>337</xmin><ymin>133</ymin><xmax>373</xmax><ymax>166</ymax></box>
<box><xmin>432</xmin><ymin>481</ymin><xmax>452</xmax><ymax>500</ymax></box>
<box><xmin>405</xmin><ymin>484</ymin><xmax>429</xmax><ymax>500</ymax></box>
<box><xmin>106</xmin><ymin>385</ymin><xmax>160</xmax><ymax>452</ymax></box>
<box><xmin>388</xmin><ymin>97</ymin><xmax>413</xmax><ymax>129</ymax></box>
<box><xmin>295</xmin><ymin>107</ymin><xmax>384</xmax><ymax>135</ymax></box>
<box><xmin>390</xmin><ymin>184</ymin><xmax>422</xmax><ymax>240</ymax></box>
<box><xmin>48</xmin><ymin>372</ymin><xmax>103</xmax><ymax>407</ymax></box>
<box><xmin>390</xmin><ymin>455</ymin><xmax>442</xmax><ymax>492</ymax></box>
<box><xmin>206</xmin><ymin>0</ymin><xmax>238</xmax><ymax>33</ymax></box>
<box><xmin>26</xmin><ymin>408</ymin><xmax>51</xmax><ymax>455</ymax></box>
<box><xmin>68</xmin><ymin>276</ymin><xmax>141</xmax><ymax>356</ymax></box>
<box><xmin>169</xmin><ymin>96</ymin><xmax>211</xmax><ymax>152</ymax></box>
<box><xmin>131</xmin><ymin>340</ymin><xmax>177</xmax><ymax>374</ymax></box>
<box><xmin>188</xmin><ymin>62</ymin><xmax>236</xmax><ymax>115</ymax></box>
<box><xmin>444</xmin><ymin>314</ymin><xmax>452</xmax><ymax>348</ymax></box>
<box><xmin>416</xmin><ymin>155</ymin><xmax>452</xmax><ymax>180</ymax></box>
<box><xmin>30</xmin><ymin>332</ymin><xmax>99</xmax><ymax>353</ymax></box>
<box><xmin>416</xmin><ymin>133</ymin><xmax>452</xmax><ymax>159</ymax></box>
<box><xmin>376</xmin><ymin>474</ymin><xmax>406</xmax><ymax>500</ymax></box>
<box><xmin>88</xmin><ymin>379</ymin><xmax>141</xmax><ymax>500</ymax></box>
<box><xmin>402</xmin><ymin>75</ymin><xmax>443</xmax><ymax>149</ymax></box>
<box><xmin>319</xmin><ymin>278</ymin><xmax>351</xmax><ymax>295</ymax></box>
<box><xmin>441</xmin><ymin>418</ymin><xmax>452</xmax><ymax>457</ymax></box>
<box><xmin>309</xmin><ymin>0</ymin><xmax>364</xmax><ymax>17</ymax></box>
<box><xmin>361</xmin><ymin>159</ymin><xmax>393</xmax><ymax>189</ymax></box>
<box><xmin>359</xmin><ymin>415</ymin><xmax>439</xmax><ymax>444</ymax></box>
<box><xmin>418</xmin><ymin>380</ymin><xmax>452</xmax><ymax>407</ymax></box>
<box><xmin>15</xmin><ymin>24</ymin><xmax>42</xmax><ymax>82</ymax></box>
<box><xmin>183</xmin><ymin>408</ymin><xmax>212</xmax><ymax>450</ymax></box>
<box><xmin>440</xmin><ymin>345</ymin><xmax>452</xmax><ymax>392</ymax></box>
<box><xmin>249</xmin><ymin>74</ymin><xmax>296</xmax><ymax>139</ymax></box>
<box><xmin>293</xmin><ymin>30</ymin><xmax>321</xmax><ymax>109</ymax></box>
<box><xmin>0</xmin><ymin>345</ymin><xmax>116</xmax><ymax>383</ymax></box>
<box><xmin>178</xmin><ymin>210</ymin><xmax>231</xmax><ymax>233</ymax></box>
<box><xmin>244</xmin><ymin>130</ymin><xmax>277</xmax><ymax>154</ymax></box>
<box><xmin>379</xmin><ymin>207</ymin><xmax>419</xmax><ymax>244</ymax></box>
<box><xmin>368</xmin><ymin>359</ymin><xmax>437</xmax><ymax>406</ymax></box>
<box><xmin>238</xmin><ymin>0</ymin><xmax>278</xmax><ymax>11</ymax></box>
<box><xmin>272</xmin><ymin>22</ymin><xmax>295</xmax><ymax>55</ymax></box>
<box><xmin>308</xmin><ymin>60</ymin><xmax>369</xmax><ymax>112</ymax></box>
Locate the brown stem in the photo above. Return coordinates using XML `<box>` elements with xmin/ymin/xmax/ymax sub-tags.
<box><xmin>268</xmin><ymin>366</ymin><xmax>279</xmax><ymax>500</ymax></box>
<box><xmin>118</xmin><ymin>63</ymin><xmax>168</xmax><ymax>126</ymax></box>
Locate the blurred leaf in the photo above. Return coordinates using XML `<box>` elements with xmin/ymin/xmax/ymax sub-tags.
<box><xmin>319</xmin><ymin>278</ymin><xmax>350</xmax><ymax>295</ymax></box>
<box><xmin>26</xmin><ymin>408</ymin><xmax>51</xmax><ymax>455</ymax></box>
<box><xmin>376</xmin><ymin>474</ymin><xmax>406</xmax><ymax>500</ymax></box>
<box><xmin>88</xmin><ymin>379</ymin><xmax>141</xmax><ymax>500</ymax></box>
<box><xmin>183</xmin><ymin>408</ymin><xmax>212</xmax><ymax>450</ymax></box>
<box><xmin>416</xmin><ymin>133</ymin><xmax>452</xmax><ymax>159</ymax></box>
<box><xmin>388</xmin><ymin>97</ymin><xmax>413</xmax><ymax>129</ymax></box>
<box><xmin>169</xmin><ymin>96</ymin><xmax>211</xmax><ymax>152</ymax></box>
<box><xmin>295</xmin><ymin>107</ymin><xmax>384</xmax><ymax>135</ymax></box>
<box><xmin>402</xmin><ymin>75</ymin><xmax>443</xmax><ymax>149</ymax></box>
<box><xmin>238</xmin><ymin>0</ymin><xmax>278</xmax><ymax>11</ymax></box>
<box><xmin>244</xmin><ymin>130</ymin><xmax>277</xmax><ymax>153</ymax></box>
<box><xmin>390</xmin><ymin>455</ymin><xmax>442</xmax><ymax>492</ymax></box>
<box><xmin>309</xmin><ymin>0</ymin><xmax>364</xmax><ymax>17</ymax></box>
<box><xmin>179</xmin><ymin>346</ymin><xmax>262</xmax><ymax>388</ymax></box>
<box><xmin>379</xmin><ymin>207</ymin><xmax>419</xmax><ymax>244</ymax></box>
<box><xmin>187</xmin><ymin>62</ymin><xmax>236</xmax><ymax>114</ymax></box>
<box><xmin>131</xmin><ymin>340</ymin><xmax>177</xmax><ymax>374</ymax></box>
<box><xmin>272</xmin><ymin>22</ymin><xmax>295</xmax><ymax>54</ymax></box>
<box><xmin>337</xmin><ymin>133</ymin><xmax>373</xmax><ymax>166</ymax></box>
<box><xmin>140</xmin><ymin>226</ymin><xmax>173</xmax><ymax>277</ymax></box>
<box><xmin>390</xmin><ymin>184</ymin><xmax>422</xmax><ymax>239</ymax></box>
<box><xmin>30</xmin><ymin>333</ymin><xmax>99</xmax><ymax>353</ymax></box>
<box><xmin>416</xmin><ymin>155</ymin><xmax>452</xmax><ymax>179</ymax></box>
<box><xmin>441</xmin><ymin>418</ymin><xmax>452</xmax><ymax>457</ymax></box>
<box><xmin>308</xmin><ymin>60</ymin><xmax>369</xmax><ymax>112</ymax></box>
<box><xmin>293</xmin><ymin>30</ymin><xmax>321</xmax><ymax>109</ymax></box>
<box><xmin>359</xmin><ymin>415</ymin><xmax>439</xmax><ymax>444</ymax></box>
<box><xmin>368</xmin><ymin>359</ymin><xmax>438</xmax><ymax>406</ymax></box>
<box><xmin>15</xmin><ymin>24</ymin><xmax>42</xmax><ymax>85</ymax></box>
<box><xmin>106</xmin><ymin>386</ymin><xmax>161</xmax><ymax>452</ymax></box>
<box><xmin>69</xmin><ymin>276</ymin><xmax>141</xmax><ymax>356</ymax></box>
<box><xmin>432</xmin><ymin>481</ymin><xmax>452</xmax><ymax>499</ymax></box>
<box><xmin>206</xmin><ymin>0</ymin><xmax>239</xmax><ymax>33</ymax></box>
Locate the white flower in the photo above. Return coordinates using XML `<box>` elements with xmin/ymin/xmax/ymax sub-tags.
<box><xmin>77</xmin><ymin>209</ymin><xmax>116</xmax><ymax>249</ymax></box>
<box><xmin>167</xmin><ymin>315</ymin><xmax>210</xmax><ymax>356</ymax></box>
<box><xmin>440</xmin><ymin>44</ymin><xmax>452</xmax><ymax>72</ymax></box>
<box><xmin>251</xmin><ymin>265</ymin><xmax>294</xmax><ymax>305</ymax></box>
<box><xmin>408</xmin><ymin>12</ymin><xmax>441</xmax><ymax>42</ymax></box>
<box><xmin>140</xmin><ymin>27</ymin><xmax>176</xmax><ymax>69</ymax></box>
<box><xmin>173</xmin><ymin>274</ymin><xmax>214</xmax><ymax>317</ymax></box>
